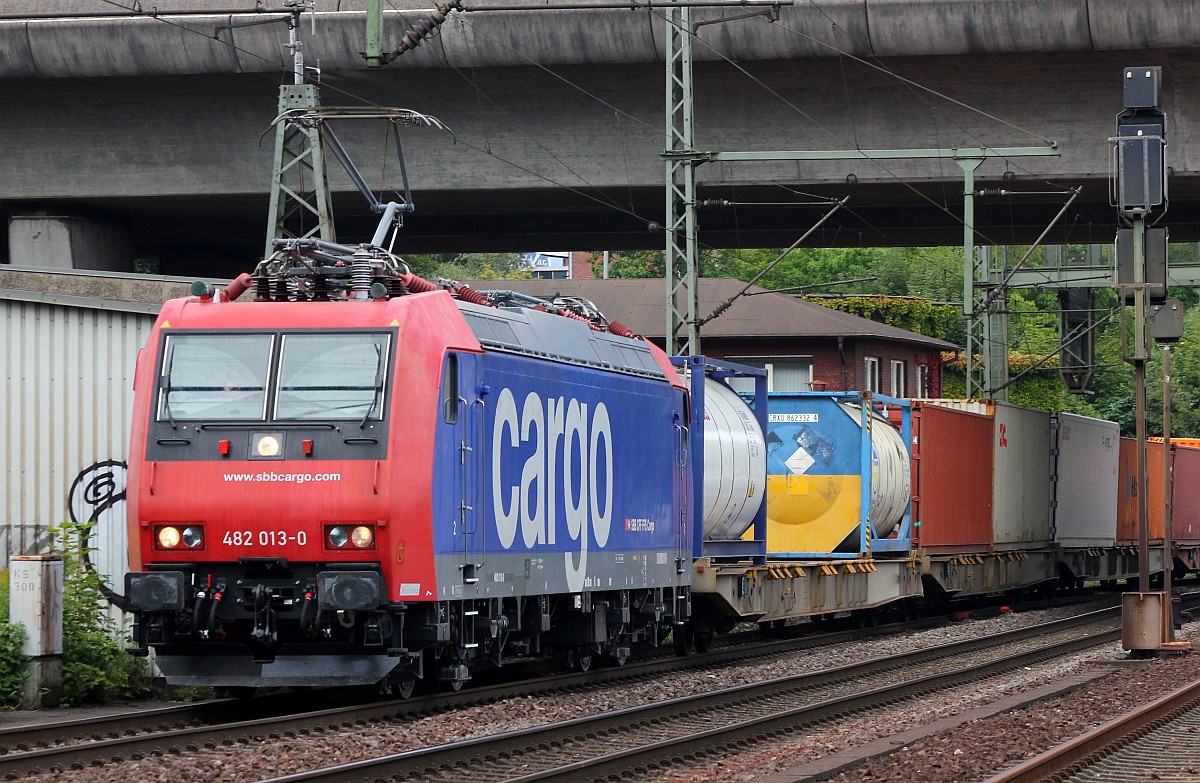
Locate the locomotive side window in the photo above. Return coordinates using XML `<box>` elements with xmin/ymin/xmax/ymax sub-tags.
<box><xmin>157</xmin><ymin>334</ymin><xmax>273</xmax><ymax>421</ymax></box>
<box><xmin>275</xmin><ymin>333</ymin><xmax>391</xmax><ymax>421</ymax></box>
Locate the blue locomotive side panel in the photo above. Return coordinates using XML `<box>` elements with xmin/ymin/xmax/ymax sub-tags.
<box><xmin>432</xmin><ymin>349</ymin><xmax>689</xmax><ymax>599</ymax></box>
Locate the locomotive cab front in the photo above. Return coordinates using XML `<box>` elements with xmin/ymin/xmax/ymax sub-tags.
<box><xmin>125</xmin><ymin>291</ymin><xmax>449</xmax><ymax>689</ymax></box>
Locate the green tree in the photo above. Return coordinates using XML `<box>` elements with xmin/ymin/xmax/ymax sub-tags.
<box><xmin>402</xmin><ymin>252</ymin><xmax>531</xmax><ymax>281</ymax></box>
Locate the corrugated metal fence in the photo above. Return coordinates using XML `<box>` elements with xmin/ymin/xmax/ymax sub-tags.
<box><xmin>0</xmin><ymin>296</ymin><xmax>155</xmax><ymax>597</ymax></box>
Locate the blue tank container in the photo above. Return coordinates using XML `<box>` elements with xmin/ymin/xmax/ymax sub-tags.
<box><xmin>759</xmin><ymin>392</ymin><xmax>913</xmax><ymax>558</ymax></box>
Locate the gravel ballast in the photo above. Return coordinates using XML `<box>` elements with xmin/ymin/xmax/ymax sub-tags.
<box><xmin>21</xmin><ymin>600</ymin><xmax>1198</xmax><ymax>783</ymax></box>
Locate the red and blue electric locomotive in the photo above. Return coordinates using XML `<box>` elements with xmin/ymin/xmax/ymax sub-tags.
<box><xmin>124</xmin><ymin>241</ymin><xmax>766</xmax><ymax>693</ymax></box>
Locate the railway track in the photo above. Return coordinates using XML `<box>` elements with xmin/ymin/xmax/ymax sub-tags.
<box><xmin>0</xmin><ymin>611</ymin><xmax>961</xmax><ymax>779</ymax></box>
<box><xmin>250</xmin><ymin>607</ymin><xmax>1129</xmax><ymax>783</ymax></box>
<box><xmin>983</xmin><ymin>678</ymin><xmax>1200</xmax><ymax>783</ymax></box>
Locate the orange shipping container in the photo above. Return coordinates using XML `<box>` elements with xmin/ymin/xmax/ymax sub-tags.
<box><xmin>910</xmin><ymin>402</ymin><xmax>994</xmax><ymax>553</ymax></box>
<box><xmin>1162</xmin><ymin>444</ymin><xmax>1200</xmax><ymax>545</ymax></box>
<box><xmin>1117</xmin><ymin>437</ymin><xmax>1166</xmax><ymax>542</ymax></box>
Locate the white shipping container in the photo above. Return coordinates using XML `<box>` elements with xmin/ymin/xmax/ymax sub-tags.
<box><xmin>1054</xmin><ymin>412</ymin><xmax>1119</xmax><ymax>547</ymax></box>
<box><xmin>992</xmin><ymin>402</ymin><xmax>1053</xmax><ymax>548</ymax></box>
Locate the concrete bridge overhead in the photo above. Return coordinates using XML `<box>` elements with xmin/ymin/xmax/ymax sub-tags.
<box><xmin>2</xmin><ymin>0</ymin><xmax>1200</xmax><ymax>277</ymax></box>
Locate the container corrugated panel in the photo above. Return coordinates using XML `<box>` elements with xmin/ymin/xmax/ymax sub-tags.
<box><xmin>0</xmin><ymin>298</ymin><xmax>153</xmax><ymax>597</ymax></box>
<box><xmin>911</xmin><ymin>401</ymin><xmax>993</xmax><ymax>552</ymax></box>
<box><xmin>917</xmin><ymin>399</ymin><xmax>994</xmax><ymax>416</ymax></box>
<box><xmin>1117</xmin><ymin>437</ymin><xmax>1167</xmax><ymax>542</ymax></box>
<box><xmin>992</xmin><ymin>402</ymin><xmax>1052</xmax><ymax>548</ymax></box>
<box><xmin>1054</xmin><ymin>413</ymin><xmax>1119</xmax><ymax>547</ymax></box>
<box><xmin>1170</xmin><ymin>445</ymin><xmax>1200</xmax><ymax>545</ymax></box>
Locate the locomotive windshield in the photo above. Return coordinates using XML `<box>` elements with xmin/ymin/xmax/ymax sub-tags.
<box><xmin>275</xmin><ymin>333</ymin><xmax>390</xmax><ymax>421</ymax></box>
<box><xmin>156</xmin><ymin>331</ymin><xmax>390</xmax><ymax>423</ymax></box>
<box><xmin>158</xmin><ymin>334</ymin><xmax>273</xmax><ymax>421</ymax></box>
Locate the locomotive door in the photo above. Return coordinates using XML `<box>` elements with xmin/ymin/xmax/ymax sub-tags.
<box><xmin>449</xmin><ymin>353</ymin><xmax>484</xmax><ymax>584</ymax></box>
<box><xmin>674</xmin><ymin>387</ymin><xmax>692</xmax><ymax>578</ymax></box>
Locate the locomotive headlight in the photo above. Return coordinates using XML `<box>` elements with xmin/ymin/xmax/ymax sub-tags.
<box><xmin>325</xmin><ymin>524</ymin><xmax>375</xmax><ymax>550</ymax></box>
<box><xmin>156</xmin><ymin>526</ymin><xmax>182</xmax><ymax>549</ymax></box>
<box><xmin>256</xmin><ymin>434</ymin><xmax>281</xmax><ymax>458</ymax></box>
<box><xmin>180</xmin><ymin>526</ymin><xmax>204</xmax><ymax>548</ymax></box>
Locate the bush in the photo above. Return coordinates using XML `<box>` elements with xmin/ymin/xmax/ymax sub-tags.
<box><xmin>53</xmin><ymin>522</ymin><xmax>150</xmax><ymax>706</ymax></box>
<box><xmin>0</xmin><ymin>572</ymin><xmax>28</xmax><ymax>708</ymax></box>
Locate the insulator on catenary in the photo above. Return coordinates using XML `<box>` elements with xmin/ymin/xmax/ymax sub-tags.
<box><xmin>454</xmin><ymin>284</ymin><xmax>490</xmax><ymax>307</ymax></box>
<box><xmin>351</xmin><ymin>250</ymin><xmax>373</xmax><ymax>297</ymax></box>
<box><xmin>555</xmin><ymin>307</ymin><xmax>602</xmax><ymax>330</ymax></box>
<box><xmin>399</xmin><ymin>272</ymin><xmax>438</xmax><ymax>293</ymax></box>
<box><xmin>607</xmin><ymin>320</ymin><xmax>636</xmax><ymax>338</ymax></box>
<box><xmin>391</xmin><ymin>2</ymin><xmax>458</xmax><ymax>58</ymax></box>
<box><xmin>253</xmin><ymin>275</ymin><xmax>272</xmax><ymax>302</ymax></box>
<box><xmin>223</xmin><ymin>273</ymin><xmax>254</xmax><ymax>302</ymax></box>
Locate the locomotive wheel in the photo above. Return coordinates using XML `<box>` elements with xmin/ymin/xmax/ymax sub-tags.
<box><xmin>569</xmin><ymin>649</ymin><xmax>594</xmax><ymax>672</ymax></box>
<box><xmin>444</xmin><ymin>678</ymin><xmax>465</xmax><ymax>692</ymax></box>
<box><xmin>395</xmin><ymin>679</ymin><xmax>416</xmax><ymax>699</ymax></box>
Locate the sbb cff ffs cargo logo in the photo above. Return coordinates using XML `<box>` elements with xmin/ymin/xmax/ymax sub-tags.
<box><xmin>491</xmin><ymin>387</ymin><xmax>614</xmax><ymax>593</ymax></box>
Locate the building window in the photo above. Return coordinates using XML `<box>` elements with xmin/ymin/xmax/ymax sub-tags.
<box><xmin>864</xmin><ymin>356</ymin><xmax>881</xmax><ymax>393</ymax></box>
<box><xmin>725</xmin><ymin>357</ymin><xmax>812</xmax><ymax>394</ymax></box>
<box><xmin>890</xmin><ymin>360</ymin><xmax>907</xmax><ymax>397</ymax></box>
<box><xmin>915</xmin><ymin>364</ymin><xmax>929</xmax><ymax>398</ymax></box>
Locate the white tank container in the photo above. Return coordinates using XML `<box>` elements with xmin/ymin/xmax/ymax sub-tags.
<box><xmin>837</xmin><ymin>403</ymin><xmax>911</xmax><ymax>540</ymax></box>
<box><xmin>701</xmin><ymin>379</ymin><xmax>766</xmax><ymax>540</ymax></box>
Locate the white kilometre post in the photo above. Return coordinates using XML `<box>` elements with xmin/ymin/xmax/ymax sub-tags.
<box><xmin>8</xmin><ymin>555</ymin><xmax>63</xmax><ymax>708</ymax></box>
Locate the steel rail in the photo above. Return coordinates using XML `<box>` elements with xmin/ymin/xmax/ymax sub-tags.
<box><xmin>254</xmin><ymin>610</ymin><xmax>1129</xmax><ymax>782</ymax></box>
<box><xmin>0</xmin><ymin>593</ymin><xmax>1148</xmax><ymax>778</ymax></box>
<box><xmin>981</xmin><ymin>679</ymin><xmax>1200</xmax><ymax>783</ymax></box>
<box><xmin>0</xmin><ymin>615</ymin><xmax>947</xmax><ymax>778</ymax></box>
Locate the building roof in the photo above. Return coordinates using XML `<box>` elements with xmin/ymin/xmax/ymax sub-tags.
<box><xmin>461</xmin><ymin>277</ymin><xmax>957</xmax><ymax>350</ymax></box>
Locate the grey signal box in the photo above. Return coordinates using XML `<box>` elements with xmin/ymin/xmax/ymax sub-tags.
<box><xmin>1117</xmin><ymin>122</ymin><xmax>1166</xmax><ymax>209</ymax></box>
<box><xmin>1116</xmin><ymin>226</ymin><xmax>1168</xmax><ymax>305</ymax></box>
<box><xmin>1124</xmin><ymin>67</ymin><xmax>1162</xmax><ymax>109</ymax></box>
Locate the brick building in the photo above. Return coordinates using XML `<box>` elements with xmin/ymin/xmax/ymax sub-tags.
<box><xmin>462</xmin><ymin>277</ymin><xmax>955</xmax><ymax>398</ymax></box>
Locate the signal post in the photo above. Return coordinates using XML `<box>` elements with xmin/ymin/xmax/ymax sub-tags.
<box><xmin>1113</xmin><ymin>66</ymin><xmax>1190</xmax><ymax>655</ymax></box>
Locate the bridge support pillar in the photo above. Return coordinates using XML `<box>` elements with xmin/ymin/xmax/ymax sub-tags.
<box><xmin>8</xmin><ymin>214</ymin><xmax>132</xmax><ymax>272</ymax></box>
